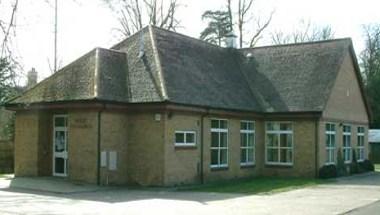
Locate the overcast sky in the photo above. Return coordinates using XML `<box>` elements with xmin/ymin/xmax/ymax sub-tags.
<box><xmin>3</xmin><ymin>0</ymin><xmax>380</xmax><ymax>84</ymax></box>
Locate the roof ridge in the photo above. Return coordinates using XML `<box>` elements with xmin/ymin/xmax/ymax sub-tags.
<box><xmin>241</xmin><ymin>38</ymin><xmax>352</xmax><ymax>50</ymax></box>
<box><xmin>149</xmin><ymin>25</ymin><xmax>169</xmax><ymax>101</ymax></box>
<box><xmin>149</xmin><ymin>25</ymin><xmax>226</xmax><ymax>50</ymax></box>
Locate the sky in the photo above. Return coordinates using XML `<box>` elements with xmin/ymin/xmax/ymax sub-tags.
<box><xmin>2</xmin><ymin>0</ymin><xmax>380</xmax><ymax>84</ymax></box>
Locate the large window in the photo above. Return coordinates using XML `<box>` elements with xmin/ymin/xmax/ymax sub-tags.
<box><xmin>175</xmin><ymin>131</ymin><xmax>196</xmax><ymax>147</ymax></box>
<box><xmin>325</xmin><ymin>123</ymin><xmax>336</xmax><ymax>164</ymax></box>
<box><xmin>343</xmin><ymin>125</ymin><xmax>352</xmax><ymax>163</ymax></box>
<box><xmin>266</xmin><ymin>122</ymin><xmax>293</xmax><ymax>165</ymax></box>
<box><xmin>211</xmin><ymin>119</ymin><xmax>228</xmax><ymax>168</ymax></box>
<box><xmin>357</xmin><ymin>126</ymin><xmax>365</xmax><ymax>162</ymax></box>
<box><xmin>240</xmin><ymin>121</ymin><xmax>255</xmax><ymax>166</ymax></box>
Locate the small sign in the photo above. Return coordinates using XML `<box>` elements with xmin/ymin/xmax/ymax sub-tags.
<box><xmin>109</xmin><ymin>151</ymin><xmax>117</xmax><ymax>171</ymax></box>
<box><xmin>101</xmin><ymin>151</ymin><xmax>107</xmax><ymax>167</ymax></box>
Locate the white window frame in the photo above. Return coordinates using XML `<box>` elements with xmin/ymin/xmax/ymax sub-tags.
<box><xmin>174</xmin><ymin>131</ymin><xmax>196</xmax><ymax>146</ymax></box>
<box><xmin>343</xmin><ymin>125</ymin><xmax>352</xmax><ymax>164</ymax></box>
<box><xmin>210</xmin><ymin>119</ymin><xmax>228</xmax><ymax>168</ymax></box>
<box><xmin>357</xmin><ymin>126</ymin><xmax>365</xmax><ymax>162</ymax></box>
<box><xmin>265</xmin><ymin>122</ymin><xmax>294</xmax><ymax>166</ymax></box>
<box><xmin>240</xmin><ymin>120</ymin><xmax>255</xmax><ymax>166</ymax></box>
<box><xmin>325</xmin><ymin>123</ymin><xmax>336</xmax><ymax>165</ymax></box>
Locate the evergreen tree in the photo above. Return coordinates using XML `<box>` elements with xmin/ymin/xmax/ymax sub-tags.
<box><xmin>200</xmin><ymin>10</ymin><xmax>234</xmax><ymax>46</ymax></box>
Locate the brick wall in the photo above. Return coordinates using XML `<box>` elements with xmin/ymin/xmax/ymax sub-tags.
<box><xmin>0</xmin><ymin>141</ymin><xmax>13</xmax><ymax>173</ymax></box>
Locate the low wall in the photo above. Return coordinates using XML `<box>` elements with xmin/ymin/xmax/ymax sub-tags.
<box><xmin>0</xmin><ymin>141</ymin><xmax>14</xmax><ymax>173</ymax></box>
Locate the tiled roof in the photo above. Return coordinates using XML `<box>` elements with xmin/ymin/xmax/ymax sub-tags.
<box><xmin>6</xmin><ymin>26</ymin><xmax>358</xmax><ymax>114</ymax></box>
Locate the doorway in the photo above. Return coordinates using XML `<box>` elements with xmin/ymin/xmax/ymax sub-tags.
<box><xmin>53</xmin><ymin>115</ymin><xmax>68</xmax><ymax>177</ymax></box>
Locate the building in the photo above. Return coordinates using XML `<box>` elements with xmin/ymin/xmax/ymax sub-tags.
<box><xmin>369</xmin><ymin>129</ymin><xmax>380</xmax><ymax>163</ymax></box>
<box><xmin>5</xmin><ymin>26</ymin><xmax>371</xmax><ymax>186</ymax></box>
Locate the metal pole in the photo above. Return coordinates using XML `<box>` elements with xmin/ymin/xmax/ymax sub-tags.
<box><xmin>54</xmin><ymin>0</ymin><xmax>58</xmax><ymax>73</ymax></box>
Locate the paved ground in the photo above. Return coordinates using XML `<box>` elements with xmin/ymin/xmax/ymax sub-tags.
<box><xmin>1</xmin><ymin>173</ymin><xmax>380</xmax><ymax>215</ymax></box>
<box><xmin>345</xmin><ymin>200</ymin><xmax>380</xmax><ymax>215</ymax></box>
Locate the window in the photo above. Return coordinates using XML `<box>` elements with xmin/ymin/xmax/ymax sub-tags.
<box><xmin>240</xmin><ymin>121</ymin><xmax>255</xmax><ymax>166</ymax></box>
<box><xmin>325</xmin><ymin>123</ymin><xmax>336</xmax><ymax>164</ymax></box>
<box><xmin>357</xmin><ymin>126</ymin><xmax>365</xmax><ymax>162</ymax></box>
<box><xmin>266</xmin><ymin>122</ymin><xmax>293</xmax><ymax>165</ymax></box>
<box><xmin>175</xmin><ymin>131</ymin><xmax>196</xmax><ymax>146</ymax></box>
<box><xmin>343</xmin><ymin>125</ymin><xmax>352</xmax><ymax>163</ymax></box>
<box><xmin>210</xmin><ymin>119</ymin><xmax>228</xmax><ymax>168</ymax></box>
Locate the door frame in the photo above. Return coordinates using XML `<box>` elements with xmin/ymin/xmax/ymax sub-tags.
<box><xmin>52</xmin><ymin>114</ymin><xmax>68</xmax><ymax>177</ymax></box>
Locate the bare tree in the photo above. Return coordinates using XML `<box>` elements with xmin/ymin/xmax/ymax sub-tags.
<box><xmin>226</xmin><ymin>0</ymin><xmax>273</xmax><ymax>48</ymax></box>
<box><xmin>271</xmin><ymin>20</ymin><xmax>334</xmax><ymax>45</ymax></box>
<box><xmin>0</xmin><ymin>0</ymin><xmax>19</xmax><ymax>59</ymax></box>
<box><xmin>105</xmin><ymin>0</ymin><xmax>181</xmax><ymax>37</ymax></box>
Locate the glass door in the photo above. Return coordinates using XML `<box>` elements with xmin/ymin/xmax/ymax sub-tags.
<box><xmin>53</xmin><ymin>115</ymin><xmax>68</xmax><ymax>177</ymax></box>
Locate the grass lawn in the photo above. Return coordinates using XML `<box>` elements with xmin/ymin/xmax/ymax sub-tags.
<box><xmin>182</xmin><ymin>177</ymin><xmax>331</xmax><ymax>195</ymax></box>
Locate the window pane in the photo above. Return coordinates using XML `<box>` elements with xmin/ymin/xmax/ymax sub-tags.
<box><xmin>280</xmin><ymin>149</ymin><xmax>292</xmax><ymax>163</ymax></box>
<box><xmin>248</xmin><ymin>149</ymin><xmax>254</xmax><ymax>162</ymax></box>
<box><xmin>211</xmin><ymin>132</ymin><xmax>219</xmax><ymax>147</ymax></box>
<box><xmin>220</xmin><ymin>149</ymin><xmax>228</xmax><ymax>165</ymax></box>
<box><xmin>186</xmin><ymin>133</ymin><xmax>195</xmax><ymax>143</ymax></box>
<box><xmin>280</xmin><ymin>134</ymin><xmax>292</xmax><ymax>147</ymax></box>
<box><xmin>267</xmin><ymin>148</ymin><xmax>278</xmax><ymax>162</ymax></box>
<box><xmin>220</xmin><ymin>120</ymin><xmax>227</xmax><ymax>129</ymax></box>
<box><xmin>241</xmin><ymin>149</ymin><xmax>247</xmax><ymax>163</ymax></box>
<box><xmin>249</xmin><ymin>122</ymin><xmax>255</xmax><ymax>130</ymax></box>
<box><xmin>55</xmin><ymin>117</ymin><xmax>65</xmax><ymax>127</ymax></box>
<box><xmin>55</xmin><ymin>158</ymin><xmax>65</xmax><ymax>174</ymax></box>
<box><xmin>211</xmin><ymin>120</ymin><xmax>219</xmax><ymax>129</ymax></box>
<box><xmin>55</xmin><ymin>131</ymin><xmax>66</xmax><ymax>152</ymax></box>
<box><xmin>331</xmin><ymin>135</ymin><xmax>335</xmax><ymax>147</ymax></box>
<box><xmin>280</xmin><ymin>123</ymin><xmax>292</xmax><ymax>131</ymax></box>
<box><xmin>211</xmin><ymin>149</ymin><xmax>218</xmax><ymax>165</ymax></box>
<box><xmin>326</xmin><ymin>134</ymin><xmax>331</xmax><ymax>147</ymax></box>
<box><xmin>241</xmin><ymin>122</ymin><xmax>247</xmax><ymax>130</ymax></box>
<box><xmin>220</xmin><ymin>133</ymin><xmax>228</xmax><ymax>147</ymax></box>
<box><xmin>248</xmin><ymin>133</ymin><xmax>254</xmax><ymax>147</ymax></box>
<box><xmin>175</xmin><ymin>133</ymin><xmax>184</xmax><ymax>143</ymax></box>
<box><xmin>267</xmin><ymin>134</ymin><xmax>278</xmax><ymax>147</ymax></box>
<box><xmin>241</xmin><ymin>133</ymin><xmax>246</xmax><ymax>147</ymax></box>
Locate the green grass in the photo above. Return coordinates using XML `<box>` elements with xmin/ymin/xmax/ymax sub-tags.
<box><xmin>182</xmin><ymin>177</ymin><xmax>331</xmax><ymax>195</ymax></box>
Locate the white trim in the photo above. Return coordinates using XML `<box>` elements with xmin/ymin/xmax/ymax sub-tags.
<box><xmin>210</xmin><ymin>119</ymin><xmax>229</xmax><ymax>168</ymax></box>
<box><xmin>53</xmin><ymin>115</ymin><xmax>68</xmax><ymax>177</ymax></box>
<box><xmin>342</xmin><ymin>125</ymin><xmax>352</xmax><ymax>164</ymax></box>
<box><xmin>357</xmin><ymin>126</ymin><xmax>365</xmax><ymax>162</ymax></box>
<box><xmin>265</xmin><ymin>121</ymin><xmax>294</xmax><ymax>166</ymax></box>
<box><xmin>240</xmin><ymin>121</ymin><xmax>255</xmax><ymax>166</ymax></box>
<box><xmin>174</xmin><ymin>131</ymin><xmax>196</xmax><ymax>146</ymax></box>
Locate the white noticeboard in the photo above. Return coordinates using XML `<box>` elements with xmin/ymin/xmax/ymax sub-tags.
<box><xmin>101</xmin><ymin>151</ymin><xmax>107</xmax><ymax>167</ymax></box>
<box><xmin>109</xmin><ymin>151</ymin><xmax>117</xmax><ymax>171</ymax></box>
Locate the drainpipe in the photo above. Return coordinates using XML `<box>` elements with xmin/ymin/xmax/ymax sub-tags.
<box><xmin>315</xmin><ymin>118</ymin><xmax>320</xmax><ymax>178</ymax></box>
<box><xmin>200</xmin><ymin>109</ymin><xmax>209</xmax><ymax>184</ymax></box>
<box><xmin>97</xmin><ymin>104</ymin><xmax>105</xmax><ymax>185</ymax></box>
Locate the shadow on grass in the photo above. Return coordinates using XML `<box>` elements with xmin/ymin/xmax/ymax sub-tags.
<box><xmin>178</xmin><ymin>177</ymin><xmax>334</xmax><ymax>195</ymax></box>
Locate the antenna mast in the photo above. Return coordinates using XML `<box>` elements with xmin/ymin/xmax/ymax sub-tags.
<box><xmin>54</xmin><ymin>0</ymin><xmax>58</xmax><ymax>73</ymax></box>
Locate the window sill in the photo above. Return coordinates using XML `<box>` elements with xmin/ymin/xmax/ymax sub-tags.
<box><xmin>240</xmin><ymin>164</ymin><xmax>255</xmax><ymax>169</ymax></box>
<box><xmin>210</xmin><ymin>166</ymin><xmax>229</xmax><ymax>171</ymax></box>
<box><xmin>174</xmin><ymin>145</ymin><xmax>197</xmax><ymax>150</ymax></box>
<box><xmin>265</xmin><ymin>163</ymin><xmax>293</xmax><ymax>168</ymax></box>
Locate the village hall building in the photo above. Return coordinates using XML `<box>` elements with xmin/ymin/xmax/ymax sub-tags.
<box><xmin>5</xmin><ymin>26</ymin><xmax>371</xmax><ymax>186</ymax></box>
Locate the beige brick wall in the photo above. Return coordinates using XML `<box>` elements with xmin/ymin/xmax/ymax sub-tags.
<box><xmin>323</xmin><ymin>53</ymin><xmax>369</xmax><ymax>123</ymax></box>
<box><xmin>68</xmin><ymin>111</ymin><xmax>98</xmax><ymax>184</ymax></box>
<box><xmin>126</xmin><ymin>112</ymin><xmax>165</xmax><ymax>186</ymax></box>
<box><xmin>164</xmin><ymin>113</ymin><xmax>201</xmax><ymax>185</ymax></box>
<box><xmin>99</xmin><ymin>111</ymin><xmax>128</xmax><ymax>185</ymax></box>
<box><xmin>14</xmin><ymin>111</ymin><xmax>40</xmax><ymax>176</ymax></box>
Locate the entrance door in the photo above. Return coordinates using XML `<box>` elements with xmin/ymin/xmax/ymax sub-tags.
<box><xmin>53</xmin><ymin>115</ymin><xmax>68</xmax><ymax>177</ymax></box>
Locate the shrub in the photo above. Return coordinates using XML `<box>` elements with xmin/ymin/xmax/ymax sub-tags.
<box><xmin>337</xmin><ymin>147</ymin><xmax>347</xmax><ymax>176</ymax></box>
<box><xmin>359</xmin><ymin>159</ymin><xmax>375</xmax><ymax>172</ymax></box>
<box><xmin>350</xmin><ymin>149</ymin><xmax>359</xmax><ymax>174</ymax></box>
<box><xmin>319</xmin><ymin>165</ymin><xmax>337</xmax><ymax>179</ymax></box>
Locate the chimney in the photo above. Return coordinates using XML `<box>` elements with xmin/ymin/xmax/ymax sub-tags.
<box><xmin>225</xmin><ymin>32</ymin><xmax>237</xmax><ymax>48</ymax></box>
<box><xmin>27</xmin><ymin>68</ymin><xmax>38</xmax><ymax>89</ymax></box>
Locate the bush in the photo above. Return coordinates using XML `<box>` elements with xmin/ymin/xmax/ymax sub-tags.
<box><xmin>350</xmin><ymin>150</ymin><xmax>359</xmax><ymax>174</ymax></box>
<box><xmin>359</xmin><ymin>159</ymin><xmax>375</xmax><ymax>172</ymax></box>
<box><xmin>319</xmin><ymin>165</ymin><xmax>337</xmax><ymax>179</ymax></box>
<box><xmin>337</xmin><ymin>148</ymin><xmax>347</xmax><ymax>176</ymax></box>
